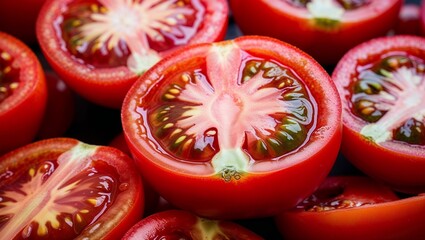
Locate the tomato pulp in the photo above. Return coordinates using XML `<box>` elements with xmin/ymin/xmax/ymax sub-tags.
<box><xmin>36</xmin><ymin>0</ymin><xmax>228</xmax><ymax>108</ymax></box>
<box><xmin>333</xmin><ymin>35</ymin><xmax>425</xmax><ymax>193</ymax></box>
<box><xmin>275</xmin><ymin>176</ymin><xmax>425</xmax><ymax>240</ymax></box>
<box><xmin>230</xmin><ymin>0</ymin><xmax>402</xmax><ymax>66</ymax></box>
<box><xmin>0</xmin><ymin>32</ymin><xmax>47</xmax><ymax>155</ymax></box>
<box><xmin>0</xmin><ymin>138</ymin><xmax>144</xmax><ymax>239</ymax></box>
<box><xmin>122</xmin><ymin>36</ymin><xmax>342</xmax><ymax>219</ymax></box>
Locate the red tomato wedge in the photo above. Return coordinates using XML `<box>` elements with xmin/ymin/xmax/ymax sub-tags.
<box><xmin>122</xmin><ymin>36</ymin><xmax>342</xmax><ymax>219</ymax></box>
<box><xmin>230</xmin><ymin>0</ymin><xmax>402</xmax><ymax>66</ymax></box>
<box><xmin>122</xmin><ymin>210</ymin><xmax>263</xmax><ymax>240</ymax></box>
<box><xmin>36</xmin><ymin>0</ymin><xmax>228</xmax><ymax>108</ymax></box>
<box><xmin>275</xmin><ymin>176</ymin><xmax>425</xmax><ymax>240</ymax></box>
<box><xmin>0</xmin><ymin>32</ymin><xmax>47</xmax><ymax>155</ymax></box>
<box><xmin>332</xmin><ymin>35</ymin><xmax>425</xmax><ymax>193</ymax></box>
<box><xmin>0</xmin><ymin>138</ymin><xmax>143</xmax><ymax>239</ymax></box>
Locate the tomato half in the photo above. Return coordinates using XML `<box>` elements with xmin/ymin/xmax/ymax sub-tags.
<box><xmin>275</xmin><ymin>176</ymin><xmax>425</xmax><ymax>240</ymax></box>
<box><xmin>122</xmin><ymin>36</ymin><xmax>342</xmax><ymax>219</ymax></box>
<box><xmin>0</xmin><ymin>138</ymin><xmax>143</xmax><ymax>239</ymax></box>
<box><xmin>332</xmin><ymin>35</ymin><xmax>425</xmax><ymax>193</ymax></box>
<box><xmin>122</xmin><ymin>210</ymin><xmax>263</xmax><ymax>240</ymax></box>
<box><xmin>36</xmin><ymin>0</ymin><xmax>228</xmax><ymax>108</ymax></box>
<box><xmin>0</xmin><ymin>32</ymin><xmax>47</xmax><ymax>155</ymax></box>
<box><xmin>0</xmin><ymin>0</ymin><xmax>46</xmax><ymax>45</ymax></box>
<box><xmin>230</xmin><ymin>0</ymin><xmax>402</xmax><ymax>66</ymax></box>
<box><xmin>37</xmin><ymin>71</ymin><xmax>76</xmax><ymax>139</ymax></box>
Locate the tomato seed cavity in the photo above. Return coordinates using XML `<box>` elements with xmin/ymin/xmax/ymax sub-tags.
<box><xmin>0</xmin><ymin>50</ymin><xmax>20</xmax><ymax>104</ymax></box>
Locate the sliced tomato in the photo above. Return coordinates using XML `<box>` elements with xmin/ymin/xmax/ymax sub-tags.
<box><xmin>0</xmin><ymin>138</ymin><xmax>144</xmax><ymax>239</ymax></box>
<box><xmin>122</xmin><ymin>210</ymin><xmax>263</xmax><ymax>240</ymax></box>
<box><xmin>0</xmin><ymin>32</ymin><xmax>47</xmax><ymax>155</ymax></box>
<box><xmin>332</xmin><ymin>35</ymin><xmax>425</xmax><ymax>193</ymax></box>
<box><xmin>275</xmin><ymin>176</ymin><xmax>425</xmax><ymax>240</ymax></box>
<box><xmin>230</xmin><ymin>0</ymin><xmax>402</xmax><ymax>66</ymax></box>
<box><xmin>37</xmin><ymin>71</ymin><xmax>76</xmax><ymax>139</ymax></box>
<box><xmin>36</xmin><ymin>0</ymin><xmax>228</xmax><ymax>108</ymax></box>
<box><xmin>122</xmin><ymin>36</ymin><xmax>342</xmax><ymax>219</ymax></box>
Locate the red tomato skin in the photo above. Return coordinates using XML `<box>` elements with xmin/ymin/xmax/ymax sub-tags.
<box><xmin>36</xmin><ymin>0</ymin><xmax>229</xmax><ymax>109</ymax></box>
<box><xmin>0</xmin><ymin>138</ymin><xmax>144</xmax><ymax>239</ymax></box>
<box><xmin>122</xmin><ymin>36</ymin><xmax>342</xmax><ymax>219</ymax></box>
<box><xmin>0</xmin><ymin>32</ymin><xmax>47</xmax><ymax>155</ymax></box>
<box><xmin>0</xmin><ymin>0</ymin><xmax>46</xmax><ymax>45</ymax></box>
<box><xmin>332</xmin><ymin>35</ymin><xmax>425</xmax><ymax>194</ymax></box>
<box><xmin>122</xmin><ymin>210</ymin><xmax>263</xmax><ymax>240</ymax></box>
<box><xmin>230</xmin><ymin>0</ymin><xmax>402</xmax><ymax>66</ymax></box>
<box><xmin>36</xmin><ymin>71</ymin><xmax>76</xmax><ymax>139</ymax></box>
<box><xmin>421</xmin><ymin>0</ymin><xmax>425</xmax><ymax>35</ymax></box>
<box><xmin>394</xmin><ymin>4</ymin><xmax>421</xmax><ymax>35</ymax></box>
<box><xmin>275</xmin><ymin>177</ymin><xmax>425</xmax><ymax>240</ymax></box>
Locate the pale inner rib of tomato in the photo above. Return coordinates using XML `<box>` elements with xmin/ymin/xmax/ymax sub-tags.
<box><xmin>58</xmin><ymin>0</ymin><xmax>205</xmax><ymax>74</ymax></box>
<box><xmin>0</xmin><ymin>144</ymin><xmax>123</xmax><ymax>239</ymax></box>
<box><xmin>0</xmin><ymin>50</ymin><xmax>20</xmax><ymax>104</ymax></box>
<box><xmin>142</xmin><ymin>42</ymin><xmax>317</xmax><ymax>180</ymax></box>
<box><xmin>351</xmin><ymin>54</ymin><xmax>425</xmax><ymax>144</ymax></box>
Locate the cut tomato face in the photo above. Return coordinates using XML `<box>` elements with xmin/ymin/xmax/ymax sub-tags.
<box><xmin>0</xmin><ymin>32</ymin><xmax>47</xmax><ymax>155</ymax></box>
<box><xmin>0</xmin><ymin>138</ymin><xmax>143</xmax><ymax>239</ymax></box>
<box><xmin>36</xmin><ymin>0</ymin><xmax>228</xmax><ymax>108</ymax></box>
<box><xmin>122</xmin><ymin>210</ymin><xmax>263</xmax><ymax>240</ymax></box>
<box><xmin>275</xmin><ymin>176</ymin><xmax>425</xmax><ymax>240</ymax></box>
<box><xmin>229</xmin><ymin>0</ymin><xmax>402</xmax><ymax>65</ymax></box>
<box><xmin>333</xmin><ymin>35</ymin><xmax>425</xmax><ymax>193</ymax></box>
<box><xmin>122</xmin><ymin>36</ymin><xmax>342</xmax><ymax>219</ymax></box>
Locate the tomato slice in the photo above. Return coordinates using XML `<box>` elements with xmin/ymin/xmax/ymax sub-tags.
<box><xmin>229</xmin><ymin>0</ymin><xmax>402</xmax><ymax>65</ymax></box>
<box><xmin>275</xmin><ymin>176</ymin><xmax>425</xmax><ymax>240</ymax></box>
<box><xmin>0</xmin><ymin>32</ymin><xmax>47</xmax><ymax>155</ymax></box>
<box><xmin>333</xmin><ymin>35</ymin><xmax>425</xmax><ymax>193</ymax></box>
<box><xmin>122</xmin><ymin>36</ymin><xmax>342</xmax><ymax>219</ymax></box>
<box><xmin>37</xmin><ymin>0</ymin><xmax>228</xmax><ymax>108</ymax></box>
<box><xmin>0</xmin><ymin>138</ymin><xmax>143</xmax><ymax>239</ymax></box>
<box><xmin>122</xmin><ymin>210</ymin><xmax>263</xmax><ymax>240</ymax></box>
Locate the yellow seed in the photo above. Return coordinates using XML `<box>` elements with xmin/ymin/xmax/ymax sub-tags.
<box><xmin>1</xmin><ymin>52</ymin><xmax>11</xmax><ymax>61</ymax></box>
<box><xmin>87</xmin><ymin>198</ymin><xmax>98</xmax><ymax>205</ymax></box>
<box><xmin>170</xmin><ymin>128</ymin><xmax>182</xmax><ymax>137</ymax></box>
<box><xmin>76</xmin><ymin>214</ymin><xmax>82</xmax><ymax>223</ymax></box>
<box><xmin>72</xmin><ymin>19</ymin><xmax>82</xmax><ymax>27</ymax></box>
<box><xmin>0</xmin><ymin>87</ymin><xmax>7</xmax><ymax>93</ymax></box>
<box><xmin>177</xmin><ymin>1</ymin><xmax>184</xmax><ymax>7</ymax></box>
<box><xmin>159</xmin><ymin>110</ymin><xmax>168</xmax><ymax>115</ymax></box>
<box><xmin>9</xmin><ymin>82</ymin><xmax>19</xmax><ymax>89</ymax></box>
<box><xmin>162</xmin><ymin>117</ymin><xmax>169</xmax><ymax>121</ymax></box>
<box><xmin>358</xmin><ymin>100</ymin><xmax>373</xmax><ymax>108</ymax></box>
<box><xmin>175</xmin><ymin>135</ymin><xmax>187</xmax><ymax>144</ymax></box>
<box><xmin>182</xmin><ymin>138</ymin><xmax>193</xmax><ymax>150</ymax></box>
<box><xmin>163</xmin><ymin>123</ymin><xmax>174</xmax><ymax>129</ymax></box>
<box><xmin>29</xmin><ymin>168</ymin><xmax>35</xmax><ymax>177</ymax></box>
<box><xmin>387</xmin><ymin>58</ymin><xmax>398</xmax><ymax>68</ymax></box>
<box><xmin>278</xmin><ymin>82</ymin><xmax>285</xmax><ymax>89</ymax></box>
<box><xmin>51</xmin><ymin>220</ymin><xmax>60</xmax><ymax>229</ymax></box>
<box><xmin>181</xmin><ymin>74</ymin><xmax>190</xmax><ymax>82</ymax></box>
<box><xmin>164</xmin><ymin>93</ymin><xmax>176</xmax><ymax>100</ymax></box>
<box><xmin>92</xmin><ymin>41</ymin><xmax>103</xmax><ymax>53</ymax></box>
<box><xmin>80</xmin><ymin>209</ymin><xmax>89</xmax><ymax>214</ymax></box>
<box><xmin>4</xmin><ymin>66</ymin><xmax>11</xmax><ymax>74</ymax></box>
<box><xmin>166</xmin><ymin>18</ymin><xmax>178</xmax><ymax>25</ymax></box>
<box><xmin>361</xmin><ymin>107</ymin><xmax>375</xmax><ymax>115</ymax></box>
<box><xmin>91</xmin><ymin>4</ymin><xmax>99</xmax><ymax>12</ymax></box>
<box><xmin>100</xmin><ymin>6</ymin><xmax>108</xmax><ymax>13</ymax></box>
<box><xmin>168</xmin><ymin>88</ymin><xmax>180</xmax><ymax>94</ymax></box>
<box><xmin>37</xmin><ymin>225</ymin><xmax>48</xmax><ymax>236</ymax></box>
<box><xmin>177</xmin><ymin>14</ymin><xmax>185</xmax><ymax>20</ymax></box>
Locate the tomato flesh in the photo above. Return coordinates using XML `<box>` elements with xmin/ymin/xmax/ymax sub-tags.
<box><xmin>0</xmin><ymin>141</ymin><xmax>138</xmax><ymax>239</ymax></box>
<box><xmin>0</xmin><ymin>50</ymin><xmax>20</xmax><ymax>104</ymax></box>
<box><xmin>138</xmin><ymin>44</ymin><xmax>317</xmax><ymax>178</ymax></box>
<box><xmin>349</xmin><ymin>53</ymin><xmax>425</xmax><ymax>145</ymax></box>
<box><xmin>286</xmin><ymin>0</ymin><xmax>370</xmax><ymax>10</ymax></box>
<box><xmin>58</xmin><ymin>0</ymin><xmax>206</xmax><ymax>72</ymax></box>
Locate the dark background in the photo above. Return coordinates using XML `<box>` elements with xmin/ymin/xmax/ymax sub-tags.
<box><xmin>49</xmin><ymin>0</ymin><xmax>422</xmax><ymax>239</ymax></box>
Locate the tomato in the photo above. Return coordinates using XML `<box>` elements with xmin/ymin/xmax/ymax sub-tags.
<box><xmin>122</xmin><ymin>210</ymin><xmax>263</xmax><ymax>240</ymax></box>
<box><xmin>229</xmin><ymin>0</ymin><xmax>402</xmax><ymax>66</ymax></box>
<box><xmin>332</xmin><ymin>35</ymin><xmax>425</xmax><ymax>193</ymax></box>
<box><xmin>0</xmin><ymin>0</ymin><xmax>46</xmax><ymax>45</ymax></box>
<box><xmin>393</xmin><ymin>3</ymin><xmax>421</xmax><ymax>35</ymax></box>
<box><xmin>122</xmin><ymin>35</ymin><xmax>342</xmax><ymax>219</ymax></box>
<box><xmin>275</xmin><ymin>176</ymin><xmax>425</xmax><ymax>240</ymax></box>
<box><xmin>0</xmin><ymin>138</ymin><xmax>143</xmax><ymax>239</ymax></box>
<box><xmin>37</xmin><ymin>71</ymin><xmax>76</xmax><ymax>139</ymax></box>
<box><xmin>421</xmin><ymin>0</ymin><xmax>425</xmax><ymax>35</ymax></box>
<box><xmin>0</xmin><ymin>32</ymin><xmax>47</xmax><ymax>155</ymax></box>
<box><xmin>36</xmin><ymin>0</ymin><xmax>229</xmax><ymax>109</ymax></box>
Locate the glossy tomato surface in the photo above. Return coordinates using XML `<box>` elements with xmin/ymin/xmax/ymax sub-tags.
<box><xmin>122</xmin><ymin>35</ymin><xmax>342</xmax><ymax>219</ymax></box>
<box><xmin>230</xmin><ymin>0</ymin><xmax>402</xmax><ymax>66</ymax></box>
<box><xmin>333</xmin><ymin>35</ymin><xmax>425</xmax><ymax>193</ymax></box>
<box><xmin>0</xmin><ymin>0</ymin><xmax>46</xmax><ymax>45</ymax></box>
<box><xmin>0</xmin><ymin>138</ymin><xmax>143</xmax><ymax>239</ymax></box>
<box><xmin>394</xmin><ymin>3</ymin><xmax>421</xmax><ymax>35</ymax></box>
<box><xmin>0</xmin><ymin>32</ymin><xmax>47</xmax><ymax>155</ymax></box>
<box><xmin>122</xmin><ymin>210</ymin><xmax>263</xmax><ymax>240</ymax></box>
<box><xmin>275</xmin><ymin>176</ymin><xmax>425</xmax><ymax>240</ymax></box>
<box><xmin>36</xmin><ymin>0</ymin><xmax>228</xmax><ymax>108</ymax></box>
